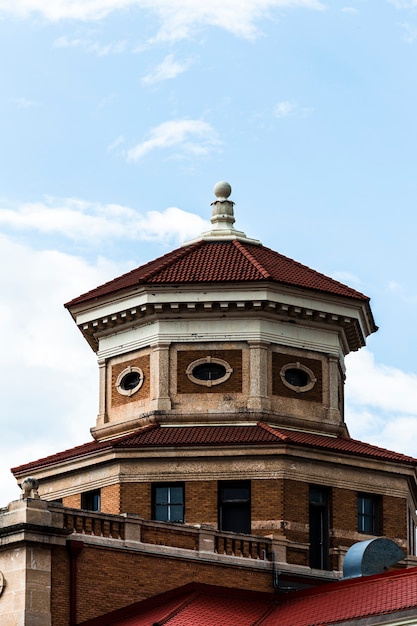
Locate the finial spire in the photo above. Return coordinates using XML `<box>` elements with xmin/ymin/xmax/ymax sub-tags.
<box><xmin>211</xmin><ymin>181</ymin><xmax>235</xmax><ymax>231</ymax></box>
<box><xmin>182</xmin><ymin>181</ymin><xmax>261</xmax><ymax>247</ymax></box>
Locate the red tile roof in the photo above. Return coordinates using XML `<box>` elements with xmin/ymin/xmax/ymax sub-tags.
<box><xmin>66</xmin><ymin>240</ymin><xmax>369</xmax><ymax>308</ymax></box>
<box><xmin>11</xmin><ymin>422</ymin><xmax>417</xmax><ymax>476</ymax></box>
<box><xmin>79</xmin><ymin>569</ymin><xmax>417</xmax><ymax>626</ymax></box>
<box><xmin>262</xmin><ymin>566</ymin><xmax>417</xmax><ymax>625</ymax></box>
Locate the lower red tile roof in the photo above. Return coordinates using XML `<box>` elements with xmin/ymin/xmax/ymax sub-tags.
<box><xmin>11</xmin><ymin>422</ymin><xmax>417</xmax><ymax>476</ymax></box>
<box><xmin>79</xmin><ymin>568</ymin><xmax>417</xmax><ymax>626</ymax></box>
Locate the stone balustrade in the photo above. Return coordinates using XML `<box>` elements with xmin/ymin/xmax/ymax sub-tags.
<box><xmin>57</xmin><ymin>506</ymin><xmax>274</xmax><ymax>562</ymax></box>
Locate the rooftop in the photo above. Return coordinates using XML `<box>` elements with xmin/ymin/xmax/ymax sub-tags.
<box><xmin>66</xmin><ymin>182</ymin><xmax>372</xmax><ymax>309</ymax></box>
<box><xmin>11</xmin><ymin>422</ymin><xmax>417</xmax><ymax>476</ymax></box>
<box><xmin>79</xmin><ymin>567</ymin><xmax>417</xmax><ymax>626</ymax></box>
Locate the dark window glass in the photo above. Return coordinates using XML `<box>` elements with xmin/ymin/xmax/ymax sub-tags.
<box><xmin>219</xmin><ymin>480</ymin><xmax>251</xmax><ymax>534</ymax></box>
<box><xmin>358</xmin><ymin>494</ymin><xmax>380</xmax><ymax>534</ymax></box>
<box><xmin>81</xmin><ymin>489</ymin><xmax>101</xmax><ymax>512</ymax></box>
<box><xmin>309</xmin><ymin>486</ymin><xmax>329</xmax><ymax>570</ymax></box>
<box><xmin>285</xmin><ymin>368</ymin><xmax>309</xmax><ymax>387</ymax></box>
<box><xmin>192</xmin><ymin>363</ymin><xmax>226</xmax><ymax>381</ymax></box>
<box><xmin>153</xmin><ymin>484</ymin><xmax>184</xmax><ymax>523</ymax></box>
<box><xmin>120</xmin><ymin>371</ymin><xmax>141</xmax><ymax>390</ymax></box>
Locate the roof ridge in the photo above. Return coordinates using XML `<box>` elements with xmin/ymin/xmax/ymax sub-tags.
<box><xmin>155</xmin><ymin>590</ymin><xmax>200</xmax><ymax>625</ymax></box>
<box><xmin>257</xmin><ymin>421</ymin><xmax>290</xmax><ymax>441</ymax></box>
<box><xmin>112</xmin><ymin>421</ymin><xmax>160</xmax><ymax>446</ymax></box>
<box><xmin>233</xmin><ymin>240</ymin><xmax>271</xmax><ymax>279</ymax></box>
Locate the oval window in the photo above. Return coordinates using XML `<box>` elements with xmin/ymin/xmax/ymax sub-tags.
<box><xmin>284</xmin><ymin>368</ymin><xmax>309</xmax><ymax>388</ymax></box>
<box><xmin>115</xmin><ymin>366</ymin><xmax>144</xmax><ymax>397</ymax></box>
<box><xmin>192</xmin><ymin>363</ymin><xmax>227</xmax><ymax>382</ymax></box>
<box><xmin>280</xmin><ymin>362</ymin><xmax>316</xmax><ymax>393</ymax></box>
<box><xmin>186</xmin><ymin>357</ymin><xmax>233</xmax><ymax>387</ymax></box>
<box><xmin>120</xmin><ymin>371</ymin><xmax>142</xmax><ymax>390</ymax></box>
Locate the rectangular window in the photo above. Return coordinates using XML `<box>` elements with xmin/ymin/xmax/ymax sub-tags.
<box><xmin>81</xmin><ymin>489</ymin><xmax>101</xmax><ymax>512</ymax></box>
<box><xmin>408</xmin><ymin>507</ymin><xmax>417</xmax><ymax>556</ymax></box>
<box><xmin>153</xmin><ymin>483</ymin><xmax>184</xmax><ymax>523</ymax></box>
<box><xmin>218</xmin><ymin>480</ymin><xmax>251</xmax><ymax>534</ymax></box>
<box><xmin>309</xmin><ymin>486</ymin><xmax>330</xmax><ymax>570</ymax></box>
<box><xmin>358</xmin><ymin>494</ymin><xmax>380</xmax><ymax>534</ymax></box>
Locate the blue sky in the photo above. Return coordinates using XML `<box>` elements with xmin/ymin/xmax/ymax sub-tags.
<box><xmin>1</xmin><ymin>0</ymin><xmax>417</xmax><ymax>504</ymax></box>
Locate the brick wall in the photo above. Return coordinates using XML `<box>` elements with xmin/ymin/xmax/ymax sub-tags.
<box><xmin>185</xmin><ymin>481</ymin><xmax>218</xmax><ymax>526</ymax></box>
<box><xmin>272</xmin><ymin>352</ymin><xmax>322</xmax><ymax>402</ymax></box>
<box><xmin>51</xmin><ymin>546</ymin><xmax>70</xmax><ymax>626</ymax></box>
<box><xmin>120</xmin><ymin>483</ymin><xmax>151</xmax><ymax>518</ymax></box>
<box><xmin>383</xmin><ymin>495</ymin><xmax>407</xmax><ymax>540</ymax></box>
<box><xmin>63</xmin><ymin>493</ymin><xmax>81</xmax><ymax>509</ymax></box>
<box><xmin>101</xmin><ymin>484</ymin><xmax>121</xmax><ymax>514</ymax></box>
<box><xmin>332</xmin><ymin>487</ymin><xmax>357</xmax><ymax>539</ymax></box>
<box><xmin>70</xmin><ymin>544</ymin><xmax>274</xmax><ymax>624</ymax></box>
<box><xmin>252</xmin><ymin>479</ymin><xmax>283</xmax><ymax>533</ymax></box>
<box><xmin>111</xmin><ymin>354</ymin><xmax>151</xmax><ymax>408</ymax></box>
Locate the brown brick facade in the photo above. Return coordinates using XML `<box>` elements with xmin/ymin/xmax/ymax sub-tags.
<box><xmin>177</xmin><ymin>349</ymin><xmax>242</xmax><ymax>394</ymax></box>
<box><xmin>51</xmin><ymin>546</ymin><xmax>70</xmax><ymax>626</ymax></box>
<box><xmin>64</xmin><ymin>479</ymin><xmax>410</xmax><ymax>575</ymax></box>
<box><xmin>101</xmin><ymin>484</ymin><xmax>121</xmax><ymax>514</ymax></box>
<box><xmin>111</xmin><ymin>354</ymin><xmax>151</xmax><ymax>408</ymax></box>
<box><xmin>120</xmin><ymin>483</ymin><xmax>152</xmax><ymax>518</ymax></box>
<box><xmin>63</xmin><ymin>493</ymin><xmax>81</xmax><ymax>509</ymax></box>
<box><xmin>185</xmin><ymin>481</ymin><xmax>218</xmax><ymax>526</ymax></box>
<box><xmin>69</xmin><ymin>544</ymin><xmax>274</xmax><ymax>625</ymax></box>
<box><xmin>272</xmin><ymin>352</ymin><xmax>322</xmax><ymax>402</ymax></box>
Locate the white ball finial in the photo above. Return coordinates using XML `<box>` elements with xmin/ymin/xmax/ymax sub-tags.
<box><xmin>214</xmin><ymin>181</ymin><xmax>232</xmax><ymax>199</ymax></box>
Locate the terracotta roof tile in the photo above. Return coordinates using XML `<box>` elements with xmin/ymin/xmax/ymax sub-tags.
<box><xmin>11</xmin><ymin>423</ymin><xmax>416</xmax><ymax>476</ymax></box>
<box><xmin>80</xmin><ymin>571</ymin><xmax>417</xmax><ymax>626</ymax></box>
<box><xmin>66</xmin><ymin>240</ymin><xmax>369</xmax><ymax>308</ymax></box>
<box><xmin>262</xmin><ymin>567</ymin><xmax>417</xmax><ymax>625</ymax></box>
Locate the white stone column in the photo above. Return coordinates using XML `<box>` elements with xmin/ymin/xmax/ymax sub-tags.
<box><xmin>150</xmin><ymin>342</ymin><xmax>172</xmax><ymax>411</ymax></box>
<box><xmin>247</xmin><ymin>341</ymin><xmax>271</xmax><ymax>411</ymax></box>
<box><xmin>96</xmin><ymin>357</ymin><xmax>107</xmax><ymax>426</ymax></box>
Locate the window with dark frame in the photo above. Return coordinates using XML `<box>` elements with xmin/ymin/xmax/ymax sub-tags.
<box><xmin>152</xmin><ymin>483</ymin><xmax>184</xmax><ymax>523</ymax></box>
<box><xmin>218</xmin><ymin>480</ymin><xmax>251</xmax><ymax>534</ymax></box>
<box><xmin>81</xmin><ymin>489</ymin><xmax>101</xmax><ymax>512</ymax></box>
<box><xmin>309</xmin><ymin>485</ymin><xmax>330</xmax><ymax>570</ymax></box>
<box><xmin>357</xmin><ymin>494</ymin><xmax>380</xmax><ymax>535</ymax></box>
<box><xmin>408</xmin><ymin>508</ymin><xmax>417</xmax><ymax>556</ymax></box>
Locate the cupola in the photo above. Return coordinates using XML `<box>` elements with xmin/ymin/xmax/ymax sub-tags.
<box><xmin>65</xmin><ymin>183</ymin><xmax>377</xmax><ymax>441</ymax></box>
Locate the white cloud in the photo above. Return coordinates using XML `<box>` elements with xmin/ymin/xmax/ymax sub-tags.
<box><xmin>274</xmin><ymin>100</ymin><xmax>312</xmax><ymax>118</ymax></box>
<box><xmin>345</xmin><ymin>348</ymin><xmax>417</xmax><ymax>457</ymax></box>
<box><xmin>9</xmin><ymin>97</ymin><xmax>41</xmax><ymax>109</ymax></box>
<box><xmin>331</xmin><ymin>270</ymin><xmax>363</xmax><ymax>289</ymax></box>
<box><xmin>341</xmin><ymin>7</ymin><xmax>359</xmax><ymax>14</ymax></box>
<box><xmin>0</xmin><ymin>197</ymin><xmax>209</xmax><ymax>243</ymax></box>
<box><xmin>0</xmin><ymin>1</ymin><xmax>324</xmax><ymax>41</ymax></box>
<box><xmin>126</xmin><ymin>119</ymin><xmax>220</xmax><ymax>162</ymax></box>
<box><xmin>275</xmin><ymin>100</ymin><xmax>297</xmax><ymax>117</ymax></box>
<box><xmin>399</xmin><ymin>22</ymin><xmax>417</xmax><ymax>43</ymax></box>
<box><xmin>107</xmin><ymin>135</ymin><xmax>125</xmax><ymax>153</ymax></box>
<box><xmin>53</xmin><ymin>35</ymin><xmax>127</xmax><ymax>56</ymax></box>
<box><xmin>142</xmin><ymin>54</ymin><xmax>191</xmax><ymax>85</ymax></box>
<box><xmin>0</xmin><ymin>234</ymin><xmax>121</xmax><ymax>504</ymax></box>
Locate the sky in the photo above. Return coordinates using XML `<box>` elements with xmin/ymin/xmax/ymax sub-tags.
<box><xmin>1</xmin><ymin>0</ymin><xmax>417</xmax><ymax>505</ymax></box>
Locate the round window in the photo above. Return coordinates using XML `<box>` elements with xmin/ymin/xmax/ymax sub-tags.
<box><xmin>280</xmin><ymin>362</ymin><xmax>316</xmax><ymax>393</ymax></box>
<box><xmin>115</xmin><ymin>366</ymin><xmax>144</xmax><ymax>397</ymax></box>
<box><xmin>186</xmin><ymin>357</ymin><xmax>233</xmax><ymax>387</ymax></box>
